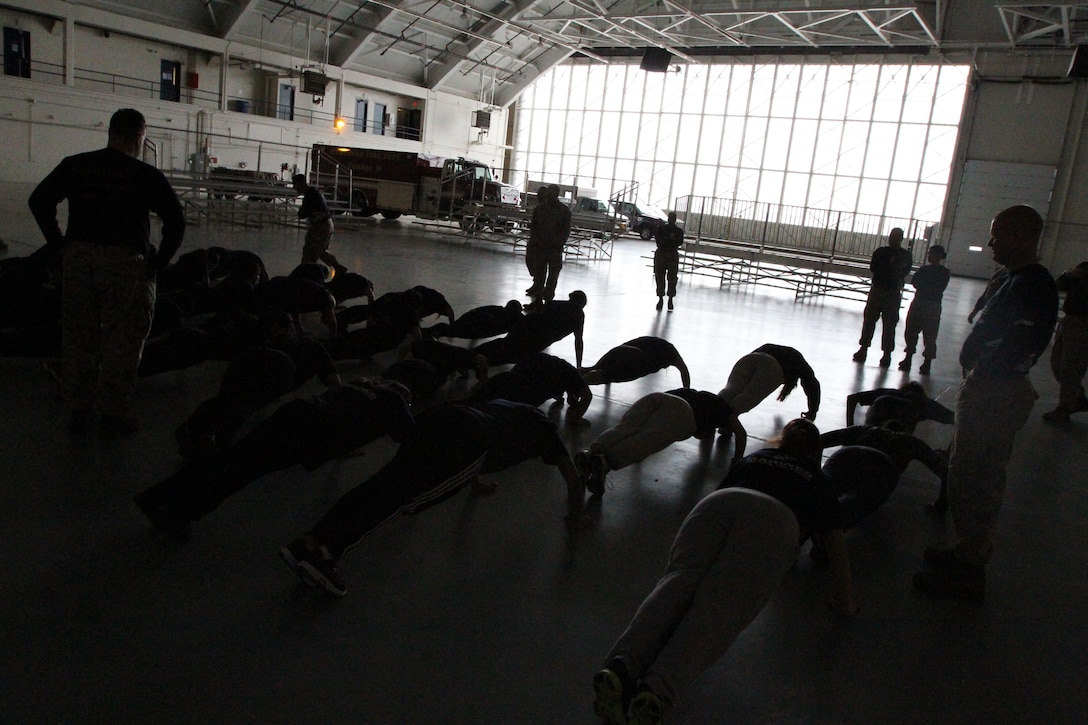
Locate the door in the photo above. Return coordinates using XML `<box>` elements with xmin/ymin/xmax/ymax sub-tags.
<box><xmin>354</xmin><ymin>99</ymin><xmax>368</xmax><ymax>133</ymax></box>
<box><xmin>395</xmin><ymin>107</ymin><xmax>422</xmax><ymax>140</ymax></box>
<box><xmin>277</xmin><ymin>83</ymin><xmax>295</xmax><ymax>121</ymax></box>
<box><xmin>372</xmin><ymin>103</ymin><xmax>386</xmax><ymax>135</ymax></box>
<box><xmin>3</xmin><ymin>27</ymin><xmax>30</xmax><ymax>78</ymax></box>
<box><xmin>159</xmin><ymin>60</ymin><xmax>181</xmax><ymax>102</ymax></box>
<box><xmin>944</xmin><ymin>160</ymin><xmax>1056</xmax><ymax>279</ymax></box>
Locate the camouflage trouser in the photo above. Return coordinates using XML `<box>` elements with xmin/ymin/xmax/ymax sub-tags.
<box><xmin>301</xmin><ymin>218</ymin><xmax>335</xmax><ymax>265</ymax></box>
<box><xmin>61</xmin><ymin>242</ymin><xmax>156</xmax><ymax>416</ymax></box>
<box><xmin>1049</xmin><ymin>313</ymin><xmax>1088</xmax><ymax>411</ymax></box>
<box><xmin>859</xmin><ymin>286</ymin><xmax>903</xmax><ymax>352</ymax></box>
<box><xmin>948</xmin><ymin>371</ymin><xmax>1036</xmax><ymax>566</ymax></box>
<box><xmin>903</xmin><ymin>299</ymin><xmax>942</xmax><ymax>359</ymax></box>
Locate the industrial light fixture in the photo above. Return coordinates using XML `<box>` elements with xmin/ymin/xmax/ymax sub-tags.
<box><xmin>334</xmin><ymin>117</ymin><xmax>346</xmax><ymax>132</ymax></box>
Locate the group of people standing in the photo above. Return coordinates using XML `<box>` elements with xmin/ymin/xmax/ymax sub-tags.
<box><xmin>21</xmin><ymin>106</ymin><xmax>1085</xmax><ymax>725</ymax></box>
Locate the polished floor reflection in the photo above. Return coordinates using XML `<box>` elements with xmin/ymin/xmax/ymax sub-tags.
<box><xmin>2</xmin><ymin>212</ymin><xmax>1085</xmax><ymax>724</ymax></box>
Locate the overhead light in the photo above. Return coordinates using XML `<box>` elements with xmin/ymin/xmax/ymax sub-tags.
<box><xmin>334</xmin><ymin>117</ymin><xmax>346</xmax><ymax>132</ymax></box>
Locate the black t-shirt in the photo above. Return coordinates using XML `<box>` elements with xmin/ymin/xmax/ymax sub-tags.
<box><xmin>718</xmin><ymin>448</ymin><xmax>840</xmax><ymax>534</ymax></box>
<box><xmin>29</xmin><ymin>147</ymin><xmax>185</xmax><ymax>260</ymax></box>
<box><xmin>297</xmin><ymin>383</ymin><xmax>414</xmax><ymax>469</ymax></box>
<box><xmin>665</xmin><ymin>388</ymin><xmax>733</xmax><ymax>435</ymax></box>
<box><xmin>512</xmin><ymin>352</ymin><xmax>585</xmax><ymax>397</ymax></box>
<box><xmin>257</xmin><ymin>277</ymin><xmax>334</xmax><ymax>314</ymax></box>
<box><xmin>910</xmin><ymin>264</ymin><xmax>951</xmax><ymax>303</ymax></box>
<box><xmin>870</xmin><ymin>245</ymin><xmax>913</xmax><ymax>289</ymax></box>
<box><xmin>470</xmin><ymin>400</ymin><xmax>568</xmax><ymax>472</ymax></box>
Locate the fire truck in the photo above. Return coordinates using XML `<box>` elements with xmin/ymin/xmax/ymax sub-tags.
<box><xmin>309</xmin><ymin>144</ymin><xmax>520</xmax><ymax>224</ymax></box>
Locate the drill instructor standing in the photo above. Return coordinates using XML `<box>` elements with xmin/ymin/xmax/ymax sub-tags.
<box><xmin>29</xmin><ymin>108</ymin><xmax>185</xmax><ymax>438</ymax></box>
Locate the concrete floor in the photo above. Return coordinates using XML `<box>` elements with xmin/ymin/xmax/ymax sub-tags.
<box><xmin>2</xmin><ymin>206</ymin><xmax>1086</xmax><ymax>724</ymax></box>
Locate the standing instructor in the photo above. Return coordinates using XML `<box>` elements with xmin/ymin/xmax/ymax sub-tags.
<box><xmin>29</xmin><ymin>108</ymin><xmax>185</xmax><ymax>437</ymax></box>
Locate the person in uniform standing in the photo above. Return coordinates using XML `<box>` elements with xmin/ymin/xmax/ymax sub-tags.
<box><xmin>525</xmin><ymin>184</ymin><xmax>572</xmax><ymax>305</ymax></box>
<box><xmin>913</xmin><ymin>205</ymin><xmax>1058</xmax><ymax>601</ymax></box>
<box><xmin>853</xmin><ymin>227</ymin><xmax>913</xmax><ymax>367</ymax></box>
<box><xmin>28</xmin><ymin>108</ymin><xmax>186</xmax><ymax>437</ymax></box>
<box><xmin>1042</xmin><ymin>261</ymin><xmax>1088</xmax><ymax>424</ymax></box>
<box><xmin>899</xmin><ymin>244</ymin><xmax>951</xmax><ymax>374</ymax></box>
<box><xmin>653</xmin><ymin>212</ymin><xmax>684</xmax><ymax>310</ymax></box>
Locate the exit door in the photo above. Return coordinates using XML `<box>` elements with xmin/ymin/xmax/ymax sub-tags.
<box><xmin>4</xmin><ymin>27</ymin><xmax>31</xmax><ymax>78</ymax></box>
<box><xmin>160</xmin><ymin>60</ymin><xmax>181</xmax><ymax>102</ymax></box>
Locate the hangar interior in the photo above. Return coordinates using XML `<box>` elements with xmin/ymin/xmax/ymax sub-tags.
<box><xmin>1</xmin><ymin>1</ymin><xmax>1087</xmax><ymax>723</ymax></box>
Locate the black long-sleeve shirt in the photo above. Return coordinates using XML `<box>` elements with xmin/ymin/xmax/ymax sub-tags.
<box><xmin>820</xmin><ymin>426</ymin><xmax>947</xmax><ymax>482</ymax></box>
<box><xmin>29</xmin><ymin>147</ymin><xmax>185</xmax><ymax>266</ymax></box>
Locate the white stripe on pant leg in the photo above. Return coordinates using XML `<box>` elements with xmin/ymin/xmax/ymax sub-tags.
<box><xmin>339</xmin><ymin>452</ymin><xmax>488</xmax><ymax>560</ymax></box>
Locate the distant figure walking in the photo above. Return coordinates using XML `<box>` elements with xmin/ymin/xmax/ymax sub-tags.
<box><xmin>292</xmin><ymin>174</ymin><xmax>339</xmax><ymax>269</ymax></box>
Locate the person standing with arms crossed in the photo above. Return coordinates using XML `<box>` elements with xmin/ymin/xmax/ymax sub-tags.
<box><xmin>853</xmin><ymin>227</ymin><xmax>913</xmax><ymax>367</ymax></box>
<box><xmin>913</xmin><ymin>205</ymin><xmax>1058</xmax><ymax>601</ymax></box>
<box><xmin>29</xmin><ymin>108</ymin><xmax>185</xmax><ymax>438</ymax></box>
<box><xmin>292</xmin><ymin>173</ymin><xmax>340</xmax><ymax>269</ymax></box>
<box><xmin>653</xmin><ymin>212</ymin><xmax>684</xmax><ymax>310</ymax></box>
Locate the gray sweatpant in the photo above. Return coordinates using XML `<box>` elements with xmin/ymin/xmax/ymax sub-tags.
<box><xmin>605</xmin><ymin>488</ymin><xmax>799</xmax><ymax>705</ymax></box>
<box><xmin>719</xmin><ymin>352</ymin><xmax>783</xmax><ymax>415</ymax></box>
<box><xmin>590</xmin><ymin>392</ymin><xmax>695</xmax><ymax>470</ymax></box>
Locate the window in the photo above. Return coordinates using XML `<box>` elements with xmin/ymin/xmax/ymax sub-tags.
<box><xmin>355</xmin><ymin>99</ymin><xmax>368</xmax><ymax>133</ymax></box>
<box><xmin>512</xmin><ymin>59</ymin><xmax>968</xmax><ymax>225</ymax></box>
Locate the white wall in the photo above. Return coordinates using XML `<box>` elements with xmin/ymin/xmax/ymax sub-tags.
<box><xmin>0</xmin><ymin>4</ymin><xmax>509</xmax><ymax>183</ymax></box>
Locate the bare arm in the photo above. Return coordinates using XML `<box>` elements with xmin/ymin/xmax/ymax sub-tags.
<box><xmin>566</xmin><ymin>385</ymin><xmax>593</xmax><ymax>423</ymax></box>
<box><xmin>674</xmin><ymin>354</ymin><xmax>691</xmax><ymax>388</ymax></box>
<box><xmin>846</xmin><ymin>394</ymin><xmax>859</xmax><ymax>427</ymax></box>
<box><xmin>723</xmin><ymin>414</ymin><xmax>747</xmax><ymax>462</ymax></box>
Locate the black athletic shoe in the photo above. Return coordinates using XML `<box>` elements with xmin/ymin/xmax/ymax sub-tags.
<box><xmin>852</xmin><ymin>347</ymin><xmax>867</xmax><ymax>362</ymax></box>
<box><xmin>592</xmin><ymin>668</ymin><xmax>629</xmax><ymax>725</ymax></box>
<box><xmin>879</xmin><ymin>353</ymin><xmax>892</xmax><ymax>368</ymax></box>
<box><xmin>667</xmin><ymin>298</ymin><xmax>674</xmax><ymax>310</ymax></box>
<box><xmin>898</xmin><ymin>356</ymin><xmax>911</xmax><ymax>371</ymax></box>
<box><xmin>655</xmin><ymin>298</ymin><xmax>663</xmax><ymax>311</ymax></box>
<box><xmin>133</xmin><ymin>491</ymin><xmax>192</xmax><ymax>541</ymax></box>
<box><xmin>918</xmin><ymin>359</ymin><xmax>932</xmax><ymax>375</ymax></box>
<box><xmin>281</xmin><ymin>538</ymin><xmax>347</xmax><ymax>597</ymax></box>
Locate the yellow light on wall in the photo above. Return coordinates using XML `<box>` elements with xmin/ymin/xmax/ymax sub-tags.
<box><xmin>334</xmin><ymin>117</ymin><xmax>346</xmax><ymax>132</ymax></box>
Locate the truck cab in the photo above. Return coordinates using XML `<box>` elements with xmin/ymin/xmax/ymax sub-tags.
<box><xmin>612</xmin><ymin>200</ymin><xmax>674</xmax><ymax>240</ymax></box>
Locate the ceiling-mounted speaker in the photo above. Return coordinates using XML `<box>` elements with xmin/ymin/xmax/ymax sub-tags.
<box><xmin>1068</xmin><ymin>46</ymin><xmax>1088</xmax><ymax>78</ymax></box>
<box><xmin>639</xmin><ymin>48</ymin><xmax>672</xmax><ymax>73</ymax></box>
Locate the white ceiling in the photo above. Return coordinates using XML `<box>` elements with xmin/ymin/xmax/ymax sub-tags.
<box><xmin>49</xmin><ymin>1</ymin><xmax>1088</xmax><ymax>105</ymax></box>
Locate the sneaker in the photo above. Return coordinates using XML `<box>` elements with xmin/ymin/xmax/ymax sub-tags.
<box><xmin>918</xmin><ymin>359</ymin><xmax>932</xmax><ymax>375</ymax></box>
<box><xmin>667</xmin><ymin>298</ymin><xmax>674</xmax><ymax>310</ymax></box>
<box><xmin>592</xmin><ymin>668</ymin><xmax>629</xmax><ymax>725</ymax></box>
<box><xmin>655</xmin><ymin>298</ymin><xmax>663</xmax><ymax>311</ymax></box>
<box><xmin>573</xmin><ymin>450</ymin><xmax>592</xmax><ymax>481</ymax></box>
<box><xmin>69</xmin><ymin>408</ymin><xmax>95</xmax><ymax>435</ymax></box>
<box><xmin>852</xmin><ymin>347</ymin><xmax>867</xmax><ymax>362</ymax></box>
<box><xmin>912</xmin><ymin>566</ymin><xmax>985</xmax><ymax>602</ymax></box>
<box><xmin>628</xmin><ymin>690</ymin><xmax>666</xmax><ymax>725</ymax></box>
<box><xmin>587</xmin><ymin>453</ymin><xmax>609</xmax><ymax>497</ymax></box>
<box><xmin>898</xmin><ymin>356</ymin><xmax>911</xmax><ymax>371</ymax></box>
<box><xmin>133</xmin><ymin>491</ymin><xmax>192</xmax><ymax>541</ymax></box>
<box><xmin>879</xmin><ymin>353</ymin><xmax>892</xmax><ymax>368</ymax></box>
<box><xmin>280</xmin><ymin>538</ymin><xmax>347</xmax><ymax>597</ymax></box>
<box><xmin>100</xmin><ymin>414</ymin><xmax>139</xmax><ymax>439</ymax></box>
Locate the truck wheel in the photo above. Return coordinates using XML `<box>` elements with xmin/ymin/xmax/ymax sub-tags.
<box><xmin>639</xmin><ymin>225</ymin><xmax>654</xmax><ymax>240</ymax></box>
<box><xmin>380</xmin><ymin>211</ymin><xmax>402</xmax><ymax>220</ymax></box>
